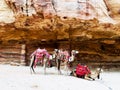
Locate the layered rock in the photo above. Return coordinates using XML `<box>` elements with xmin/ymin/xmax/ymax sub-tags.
<box><xmin>0</xmin><ymin>44</ymin><xmax>26</xmax><ymax>65</ymax></box>
<box><xmin>0</xmin><ymin>0</ymin><xmax>120</xmax><ymax>67</ymax></box>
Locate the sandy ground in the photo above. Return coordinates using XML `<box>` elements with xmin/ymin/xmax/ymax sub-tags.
<box><xmin>0</xmin><ymin>65</ymin><xmax>120</xmax><ymax>90</ymax></box>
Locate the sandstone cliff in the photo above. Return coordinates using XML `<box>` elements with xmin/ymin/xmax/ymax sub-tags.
<box><xmin>0</xmin><ymin>0</ymin><xmax>120</xmax><ymax>67</ymax></box>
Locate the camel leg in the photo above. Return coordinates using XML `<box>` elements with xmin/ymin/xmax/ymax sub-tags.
<box><xmin>63</xmin><ymin>61</ymin><xmax>68</xmax><ymax>75</ymax></box>
<box><xmin>30</xmin><ymin>64</ymin><xmax>35</xmax><ymax>74</ymax></box>
<box><xmin>43</xmin><ymin>58</ymin><xmax>48</xmax><ymax>74</ymax></box>
<box><xmin>57</xmin><ymin>59</ymin><xmax>61</xmax><ymax>74</ymax></box>
<box><xmin>70</xmin><ymin>70</ymin><xmax>76</xmax><ymax>76</ymax></box>
<box><xmin>85</xmin><ymin>72</ymin><xmax>101</xmax><ymax>80</ymax></box>
<box><xmin>97</xmin><ymin>73</ymin><xmax>100</xmax><ymax>79</ymax></box>
<box><xmin>30</xmin><ymin>56</ymin><xmax>36</xmax><ymax>74</ymax></box>
<box><xmin>85</xmin><ymin>75</ymin><xmax>95</xmax><ymax>80</ymax></box>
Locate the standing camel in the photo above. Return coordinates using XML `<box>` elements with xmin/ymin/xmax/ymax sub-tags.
<box><xmin>30</xmin><ymin>48</ymin><xmax>50</xmax><ymax>74</ymax></box>
<box><xmin>53</xmin><ymin>49</ymin><xmax>78</xmax><ymax>74</ymax></box>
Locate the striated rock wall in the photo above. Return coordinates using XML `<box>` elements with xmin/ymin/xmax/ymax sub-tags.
<box><xmin>0</xmin><ymin>44</ymin><xmax>26</xmax><ymax>65</ymax></box>
<box><xmin>0</xmin><ymin>0</ymin><xmax>120</xmax><ymax>67</ymax></box>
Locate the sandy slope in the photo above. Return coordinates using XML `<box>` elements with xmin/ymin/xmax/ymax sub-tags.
<box><xmin>0</xmin><ymin>65</ymin><xmax>120</xmax><ymax>90</ymax></box>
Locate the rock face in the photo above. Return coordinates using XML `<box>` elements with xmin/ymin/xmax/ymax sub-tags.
<box><xmin>0</xmin><ymin>0</ymin><xmax>15</xmax><ymax>23</ymax></box>
<box><xmin>0</xmin><ymin>0</ymin><xmax>120</xmax><ymax>67</ymax></box>
<box><xmin>0</xmin><ymin>44</ymin><xmax>26</xmax><ymax>66</ymax></box>
<box><xmin>108</xmin><ymin>0</ymin><xmax>120</xmax><ymax>22</ymax></box>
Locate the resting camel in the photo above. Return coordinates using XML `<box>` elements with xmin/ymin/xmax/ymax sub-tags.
<box><xmin>30</xmin><ymin>48</ymin><xmax>50</xmax><ymax>74</ymax></box>
<box><xmin>70</xmin><ymin>64</ymin><xmax>102</xmax><ymax>80</ymax></box>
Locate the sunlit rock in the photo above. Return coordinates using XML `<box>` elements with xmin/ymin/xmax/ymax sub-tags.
<box><xmin>0</xmin><ymin>0</ymin><xmax>15</xmax><ymax>24</ymax></box>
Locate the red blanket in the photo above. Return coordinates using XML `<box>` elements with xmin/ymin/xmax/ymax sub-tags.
<box><xmin>76</xmin><ymin>64</ymin><xmax>91</xmax><ymax>76</ymax></box>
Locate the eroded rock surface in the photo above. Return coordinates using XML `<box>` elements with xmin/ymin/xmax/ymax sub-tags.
<box><xmin>0</xmin><ymin>0</ymin><xmax>120</xmax><ymax>67</ymax></box>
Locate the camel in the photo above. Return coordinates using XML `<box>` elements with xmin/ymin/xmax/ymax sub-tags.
<box><xmin>53</xmin><ymin>49</ymin><xmax>78</xmax><ymax>74</ymax></box>
<box><xmin>30</xmin><ymin>48</ymin><xmax>78</xmax><ymax>75</ymax></box>
<box><xmin>70</xmin><ymin>64</ymin><xmax>102</xmax><ymax>81</ymax></box>
<box><xmin>30</xmin><ymin>48</ymin><xmax>50</xmax><ymax>74</ymax></box>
